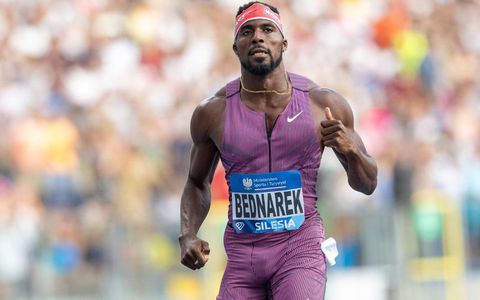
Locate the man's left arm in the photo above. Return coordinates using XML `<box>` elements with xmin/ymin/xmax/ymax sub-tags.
<box><xmin>316</xmin><ymin>89</ymin><xmax>377</xmax><ymax>195</ymax></box>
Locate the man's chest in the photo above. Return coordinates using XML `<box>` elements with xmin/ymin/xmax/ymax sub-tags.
<box><xmin>219</xmin><ymin>107</ymin><xmax>319</xmax><ymax>171</ymax></box>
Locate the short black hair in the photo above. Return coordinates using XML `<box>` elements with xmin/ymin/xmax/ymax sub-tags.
<box><xmin>236</xmin><ymin>1</ymin><xmax>280</xmax><ymax>17</ymax></box>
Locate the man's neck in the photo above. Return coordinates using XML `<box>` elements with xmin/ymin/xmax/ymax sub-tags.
<box><xmin>240</xmin><ymin>64</ymin><xmax>288</xmax><ymax>93</ymax></box>
<box><xmin>239</xmin><ymin>64</ymin><xmax>292</xmax><ymax>110</ymax></box>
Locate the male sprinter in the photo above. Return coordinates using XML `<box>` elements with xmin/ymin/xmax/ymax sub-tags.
<box><xmin>179</xmin><ymin>2</ymin><xmax>377</xmax><ymax>299</ymax></box>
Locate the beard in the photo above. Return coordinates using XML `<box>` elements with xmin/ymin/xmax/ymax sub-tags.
<box><xmin>240</xmin><ymin>51</ymin><xmax>283</xmax><ymax>76</ymax></box>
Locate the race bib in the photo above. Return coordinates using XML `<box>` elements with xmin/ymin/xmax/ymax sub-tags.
<box><xmin>230</xmin><ymin>170</ymin><xmax>305</xmax><ymax>234</ymax></box>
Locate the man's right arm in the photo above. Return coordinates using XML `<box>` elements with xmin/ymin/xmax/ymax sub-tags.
<box><xmin>179</xmin><ymin>98</ymin><xmax>222</xmax><ymax>270</ymax></box>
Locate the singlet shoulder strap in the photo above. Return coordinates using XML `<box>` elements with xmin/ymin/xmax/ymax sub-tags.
<box><xmin>226</xmin><ymin>77</ymin><xmax>241</xmax><ymax>98</ymax></box>
<box><xmin>288</xmin><ymin>72</ymin><xmax>310</xmax><ymax>92</ymax></box>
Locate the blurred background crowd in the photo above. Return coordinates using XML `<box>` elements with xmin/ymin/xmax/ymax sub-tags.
<box><xmin>0</xmin><ymin>0</ymin><xmax>479</xmax><ymax>299</ymax></box>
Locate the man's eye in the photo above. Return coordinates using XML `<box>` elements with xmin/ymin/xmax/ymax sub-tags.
<box><xmin>264</xmin><ymin>27</ymin><xmax>273</xmax><ymax>33</ymax></box>
<box><xmin>242</xmin><ymin>30</ymin><xmax>251</xmax><ymax>36</ymax></box>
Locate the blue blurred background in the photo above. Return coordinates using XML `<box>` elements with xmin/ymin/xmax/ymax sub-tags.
<box><xmin>0</xmin><ymin>0</ymin><xmax>479</xmax><ymax>299</ymax></box>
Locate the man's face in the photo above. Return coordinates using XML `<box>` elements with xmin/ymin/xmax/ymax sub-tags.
<box><xmin>233</xmin><ymin>20</ymin><xmax>287</xmax><ymax>76</ymax></box>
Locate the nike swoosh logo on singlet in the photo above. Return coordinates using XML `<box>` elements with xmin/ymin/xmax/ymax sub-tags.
<box><xmin>287</xmin><ymin>111</ymin><xmax>303</xmax><ymax>123</ymax></box>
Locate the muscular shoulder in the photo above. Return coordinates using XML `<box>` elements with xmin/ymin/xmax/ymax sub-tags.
<box><xmin>191</xmin><ymin>87</ymin><xmax>227</xmax><ymax>144</ymax></box>
<box><xmin>194</xmin><ymin>87</ymin><xmax>226</xmax><ymax>117</ymax></box>
<box><xmin>305</xmin><ymin>79</ymin><xmax>354</xmax><ymax>128</ymax></box>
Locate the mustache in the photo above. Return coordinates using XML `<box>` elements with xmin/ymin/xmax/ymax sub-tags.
<box><xmin>248</xmin><ymin>46</ymin><xmax>271</xmax><ymax>55</ymax></box>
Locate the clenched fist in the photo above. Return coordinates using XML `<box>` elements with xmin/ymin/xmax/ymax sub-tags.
<box><xmin>179</xmin><ymin>234</ymin><xmax>210</xmax><ymax>270</ymax></box>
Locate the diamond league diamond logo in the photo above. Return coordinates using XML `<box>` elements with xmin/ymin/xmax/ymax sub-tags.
<box><xmin>235</xmin><ymin>222</ymin><xmax>245</xmax><ymax>231</ymax></box>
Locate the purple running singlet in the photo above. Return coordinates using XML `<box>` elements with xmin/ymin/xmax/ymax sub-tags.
<box><xmin>217</xmin><ymin>73</ymin><xmax>327</xmax><ymax>299</ymax></box>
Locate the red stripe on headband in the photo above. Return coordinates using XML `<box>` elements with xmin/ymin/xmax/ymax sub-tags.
<box><xmin>234</xmin><ymin>3</ymin><xmax>283</xmax><ymax>39</ymax></box>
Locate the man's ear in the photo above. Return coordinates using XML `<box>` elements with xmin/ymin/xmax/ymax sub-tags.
<box><xmin>233</xmin><ymin>44</ymin><xmax>239</xmax><ymax>56</ymax></box>
<box><xmin>282</xmin><ymin>39</ymin><xmax>288</xmax><ymax>52</ymax></box>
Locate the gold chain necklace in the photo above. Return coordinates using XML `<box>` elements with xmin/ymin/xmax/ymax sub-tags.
<box><xmin>240</xmin><ymin>73</ymin><xmax>291</xmax><ymax>95</ymax></box>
